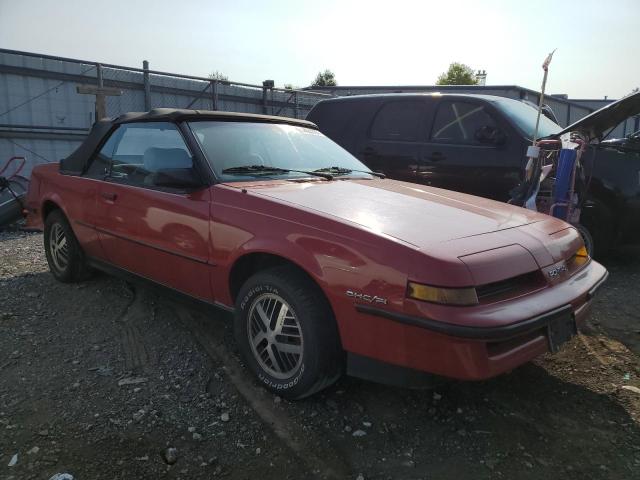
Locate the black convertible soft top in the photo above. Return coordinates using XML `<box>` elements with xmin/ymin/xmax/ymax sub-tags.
<box><xmin>60</xmin><ymin>108</ymin><xmax>318</xmax><ymax>175</ymax></box>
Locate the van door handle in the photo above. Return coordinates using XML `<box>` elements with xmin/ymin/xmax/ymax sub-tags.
<box><xmin>100</xmin><ymin>192</ymin><xmax>117</xmax><ymax>201</ymax></box>
<box><xmin>426</xmin><ymin>152</ymin><xmax>446</xmax><ymax>162</ymax></box>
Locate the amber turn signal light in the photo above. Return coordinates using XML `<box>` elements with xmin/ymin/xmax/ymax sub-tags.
<box><xmin>575</xmin><ymin>245</ymin><xmax>588</xmax><ymax>258</ymax></box>
<box><xmin>407</xmin><ymin>282</ymin><xmax>479</xmax><ymax>306</ymax></box>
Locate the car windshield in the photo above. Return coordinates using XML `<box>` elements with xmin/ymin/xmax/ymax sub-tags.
<box><xmin>493</xmin><ymin>98</ymin><xmax>562</xmax><ymax>139</ymax></box>
<box><xmin>188</xmin><ymin>121</ymin><xmax>373</xmax><ymax>181</ymax></box>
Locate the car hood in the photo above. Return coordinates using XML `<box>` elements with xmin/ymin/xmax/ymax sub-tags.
<box><xmin>555</xmin><ymin>91</ymin><xmax>640</xmax><ymax>141</ymax></box>
<box><xmin>228</xmin><ymin>179</ymin><xmax>549</xmax><ymax>249</ymax></box>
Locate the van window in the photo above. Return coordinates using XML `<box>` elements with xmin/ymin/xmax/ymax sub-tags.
<box><xmin>370</xmin><ymin>101</ymin><xmax>425</xmax><ymax>141</ymax></box>
<box><xmin>431</xmin><ymin>101</ymin><xmax>497</xmax><ymax>144</ymax></box>
<box><xmin>492</xmin><ymin>98</ymin><xmax>562</xmax><ymax>139</ymax></box>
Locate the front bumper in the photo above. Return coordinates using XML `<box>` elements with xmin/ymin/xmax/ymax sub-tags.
<box><xmin>346</xmin><ymin>261</ymin><xmax>608</xmax><ymax>381</ymax></box>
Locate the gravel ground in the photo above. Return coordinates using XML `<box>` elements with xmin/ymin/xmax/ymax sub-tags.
<box><xmin>1</xmin><ymin>230</ymin><xmax>639</xmax><ymax>480</ymax></box>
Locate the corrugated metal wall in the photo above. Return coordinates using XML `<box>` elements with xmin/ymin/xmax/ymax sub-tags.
<box><xmin>3</xmin><ymin>49</ymin><xmax>637</xmax><ymax>178</ymax></box>
<box><xmin>0</xmin><ymin>49</ymin><xmax>330</xmax><ymax>176</ymax></box>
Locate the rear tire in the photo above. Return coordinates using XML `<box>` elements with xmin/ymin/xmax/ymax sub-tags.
<box><xmin>44</xmin><ymin>209</ymin><xmax>90</xmax><ymax>283</ymax></box>
<box><xmin>234</xmin><ymin>265</ymin><xmax>343</xmax><ymax>400</ymax></box>
<box><xmin>579</xmin><ymin>202</ymin><xmax>614</xmax><ymax>259</ymax></box>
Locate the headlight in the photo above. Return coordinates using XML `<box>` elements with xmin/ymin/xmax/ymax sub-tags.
<box><xmin>407</xmin><ymin>281</ymin><xmax>479</xmax><ymax>306</ymax></box>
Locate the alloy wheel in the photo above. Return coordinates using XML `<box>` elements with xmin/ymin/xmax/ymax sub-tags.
<box><xmin>49</xmin><ymin>223</ymin><xmax>69</xmax><ymax>272</ymax></box>
<box><xmin>247</xmin><ymin>293</ymin><xmax>303</xmax><ymax>379</ymax></box>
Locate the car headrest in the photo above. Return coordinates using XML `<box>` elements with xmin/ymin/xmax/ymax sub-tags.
<box><xmin>143</xmin><ymin>147</ymin><xmax>192</xmax><ymax>172</ymax></box>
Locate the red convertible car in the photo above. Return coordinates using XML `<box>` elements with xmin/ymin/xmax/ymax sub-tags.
<box><xmin>24</xmin><ymin>109</ymin><xmax>608</xmax><ymax>399</ymax></box>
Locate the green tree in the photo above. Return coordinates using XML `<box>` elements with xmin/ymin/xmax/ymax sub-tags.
<box><xmin>208</xmin><ymin>70</ymin><xmax>229</xmax><ymax>81</ymax></box>
<box><xmin>311</xmin><ymin>69</ymin><xmax>337</xmax><ymax>87</ymax></box>
<box><xmin>436</xmin><ymin>63</ymin><xmax>478</xmax><ymax>85</ymax></box>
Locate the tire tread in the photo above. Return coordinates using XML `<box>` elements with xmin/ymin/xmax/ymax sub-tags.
<box><xmin>235</xmin><ymin>265</ymin><xmax>343</xmax><ymax>399</ymax></box>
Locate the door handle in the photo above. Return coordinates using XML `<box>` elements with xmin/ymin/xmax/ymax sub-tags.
<box><xmin>100</xmin><ymin>192</ymin><xmax>117</xmax><ymax>201</ymax></box>
<box><xmin>426</xmin><ymin>152</ymin><xmax>446</xmax><ymax>162</ymax></box>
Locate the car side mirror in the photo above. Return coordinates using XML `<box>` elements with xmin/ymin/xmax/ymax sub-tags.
<box><xmin>475</xmin><ymin>126</ymin><xmax>506</xmax><ymax>146</ymax></box>
<box><xmin>152</xmin><ymin>168</ymin><xmax>204</xmax><ymax>189</ymax></box>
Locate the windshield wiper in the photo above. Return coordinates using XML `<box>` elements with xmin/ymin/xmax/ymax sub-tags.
<box><xmin>222</xmin><ymin>164</ymin><xmax>333</xmax><ymax>180</ymax></box>
<box><xmin>313</xmin><ymin>166</ymin><xmax>385</xmax><ymax>178</ymax></box>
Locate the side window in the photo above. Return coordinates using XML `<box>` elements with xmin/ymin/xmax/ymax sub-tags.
<box><xmin>89</xmin><ymin>122</ymin><xmax>193</xmax><ymax>187</ymax></box>
<box><xmin>431</xmin><ymin>102</ymin><xmax>498</xmax><ymax>144</ymax></box>
<box><xmin>84</xmin><ymin>130</ymin><xmax>120</xmax><ymax>178</ymax></box>
<box><xmin>370</xmin><ymin>101</ymin><xmax>425</xmax><ymax>141</ymax></box>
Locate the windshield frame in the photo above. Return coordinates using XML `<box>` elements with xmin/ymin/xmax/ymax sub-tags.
<box><xmin>186</xmin><ymin>120</ymin><xmax>375</xmax><ymax>183</ymax></box>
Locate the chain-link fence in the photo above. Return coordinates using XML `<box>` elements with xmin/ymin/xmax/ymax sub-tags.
<box><xmin>0</xmin><ymin>49</ymin><xmax>332</xmax><ymax>175</ymax></box>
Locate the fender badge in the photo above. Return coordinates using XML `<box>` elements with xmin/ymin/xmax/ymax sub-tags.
<box><xmin>346</xmin><ymin>290</ymin><xmax>388</xmax><ymax>305</ymax></box>
<box><xmin>544</xmin><ymin>261</ymin><xmax>569</xmax><ymax>284</ymax></box>
<box><xmin>546</xmin><ymin>263</ymin><xmax>568</xmax><ymax>278</ymax></box>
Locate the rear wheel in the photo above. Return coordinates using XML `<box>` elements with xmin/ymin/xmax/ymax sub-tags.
<box><xmin>44</xmin><ymin>209</ymin><xmax>90</xmax><ymax>282</ymax></box>
<box><xmin>234</xmin><ymin>265</ymin><xmax>343</xmax><ymax>400</ymax></box>
<box><xmin>579</xmin><ymin>203</ymin><xmax>613</xmax><ymax>259</ymax></box>
<box><xmin>575</xmin><ymin>223</ymin><xmax>595</xmax><ymax>258</ymax></box>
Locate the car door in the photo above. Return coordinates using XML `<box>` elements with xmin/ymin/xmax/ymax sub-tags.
<box><xmin>55</xmin><ymin>130</ymin><xmax>135</xmax><ymax>261</ymax></box>
<box><xmin>420</xmin><ymin>99</ymin><xmax>521</xmax><ymax>201</ymax></box>
<box><xmin>89</xmin><ymin>121</ymin><xmax>213</xmax><ymax>301</ymax></box>
<box><xmin>359</xmin><ymin>100</ymin><xmax>429</xmax><ymax>183</ymax></box>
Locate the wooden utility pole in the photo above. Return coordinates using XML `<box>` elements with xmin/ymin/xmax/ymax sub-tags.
<box><xmin>76</xmin><ymin>64</ymin><xmax>122</xmax><ymax>121</ymax></box>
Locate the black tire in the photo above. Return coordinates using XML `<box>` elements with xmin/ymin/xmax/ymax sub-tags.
<box><xmin>234</xmin><ymin>265</ymin><xmax>343</xmax><ymax>400</ymax></box>
<box><xmin>579</xmin><ymin>199</ymin><xmax>616</xmax><ymax>259</ymax></box>
<box><xmin>44</xmin><ymin>209</ymin><xmax>90</xmax><ymax>283</ymax></box>
<box><xmin>575</xmin><ymin>223</ymin><xmax>595</xmax><ymax>258</ymax></box>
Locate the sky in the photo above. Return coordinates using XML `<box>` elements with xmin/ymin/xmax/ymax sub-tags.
<box><xmin>0</xmin><ymin>0</ymin><xmax>638</xmax><ymax>99</ymax></box>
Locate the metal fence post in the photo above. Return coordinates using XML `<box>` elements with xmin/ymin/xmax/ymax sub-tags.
<box><xmin>211</xmin><ymin>80</ymin><xmax>218</xmax><ymax>110</ymax></box>
<box><xmin>262</xmin><ymin>80</ymin><xmax>274</xmax><ymax>114</ymax></box>
<box><xmin>94</xmin><ymin>63</ymin><xmax>106</xmax><ymax>120</ymax></box>
<box><xmin>294</xmin><ymin>91</ymin><xmax>299</xmax><ymax>118</ymax></box>
<box><xmin>262</xmin><ymin>84</ymin><xmax>268</xmax><ymax>114</ymax></box>
<box><xmin>96</xmin><ymin>62</ymin><xmax>103</xmax><ymax>87</ymax></box>
<box><xmin>143</xmin><ymin>60</ymin><xmax>151</xmax><ymax>111</ymax></box>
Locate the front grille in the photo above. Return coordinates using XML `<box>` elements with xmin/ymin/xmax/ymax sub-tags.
<box><xmin>476</xmin><ymin>271</ymin><xmax>544</xmax><ymax>303</ymax></box>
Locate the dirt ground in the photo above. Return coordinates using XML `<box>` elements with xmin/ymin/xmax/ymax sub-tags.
<box><xmin>1</xmin><ymin>230</ymin><xmax>639</xmax><ymax>480</ymax></box>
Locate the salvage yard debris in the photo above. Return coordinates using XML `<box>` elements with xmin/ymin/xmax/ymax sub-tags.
<box><xmin>622</xmin><ymin>385</ymin><xmax>640</xmax><ymax>395</ymax></box>
<box><xmin>117</xmin><ymin>376</ymin><xmax>148</xmax><ymax>387</ymax></box>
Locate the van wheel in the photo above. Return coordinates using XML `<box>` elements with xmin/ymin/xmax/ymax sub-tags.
<box><xmin>579</xmin><ymin>203</ymin><xmax>613</xmax><ymax>259</ymax></box>
<box><xmin>234</xmin><ymin>266</ymin><xmax>343</xmax><ymax>400</ymax></box>
<box><xmin>44</xmin><ymin>210</ymin><xmax>90</xmax><ymax>283</ymax></box>
<box><xmin>575</xmin><ymin>223</ymin><xmax>595</xmax><ymax>258</ymax></box>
